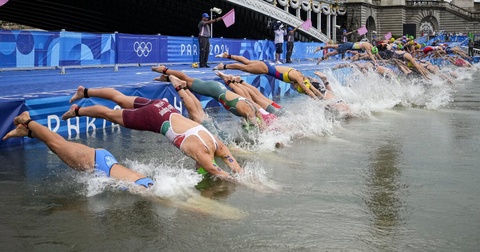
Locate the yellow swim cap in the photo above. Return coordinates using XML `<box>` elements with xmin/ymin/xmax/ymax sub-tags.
<box><xmin>191</xmin><ymin>62</ymin><xmax>199</xmax><ymax>68</ymax></box>
<box><xmin>407</xmin><ymin>61</ymin><xmax>413</xmax><ymax>68</ymax></box>
<box><xmin>389</xmin><ymin>38</ymin><xmax>395</xmax><ymax>43</ymax></box>
<box><xmin>297</xmin><ymin>78</ymin><xmax>311</xmax><ymax>93</ymax></box>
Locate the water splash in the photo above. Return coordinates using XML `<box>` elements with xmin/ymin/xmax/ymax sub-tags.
<box><xmin>234</xmin><ymin>159</ymin><xmax>282</xmax><ymax>193</ymax></box>
<box><xmin>74</xmin><ymin>159</ymin><xmax>248</xmax><ymax>219</ymax></box>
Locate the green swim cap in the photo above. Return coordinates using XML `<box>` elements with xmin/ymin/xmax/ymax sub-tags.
<box><xmin>197</xmin><ymin>159</ymin><xmax>219</xmax><ymax>176</ymax></box>
<box><xmin>197</xmin><ymin>167</ymin><xmax>209</xmax><ymax>175</ymax></box>
<box><xmin>242</xmin><ymin>117</ymin><xmax>261</xmax><ymax>132</ymax></box>
<box><xmin>371</xmin><ymin>46</ymin><xmax>378</xmax><ymax>54</ymax></box>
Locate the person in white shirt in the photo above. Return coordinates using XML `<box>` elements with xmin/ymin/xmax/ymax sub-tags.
<box><xmin>273</xmin><ymin>21</ymin><xmax>287</xmax><ymax>64</ymax></box>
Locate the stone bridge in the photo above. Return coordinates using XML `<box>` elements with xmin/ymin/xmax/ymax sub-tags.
<box><xmin>345</xmin><ymin>0</ymin><xmax>480</xmax><ymax>41</ymax></box>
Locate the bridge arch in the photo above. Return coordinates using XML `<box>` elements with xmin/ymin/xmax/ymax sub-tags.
<box><xmin>418</xmin><ymin>10</ymin><xmax>439</xmax><ymax>37</ymax></box>
<box><xmin>365</xmin><ymin>16</ymin><xmax>376</xmax><ymax>42</ymax></box>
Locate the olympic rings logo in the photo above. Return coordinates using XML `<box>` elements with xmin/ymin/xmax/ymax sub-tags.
<box><xmin>133</xmin><ymin>41</ymin><xmax>153</xmax><ymax>57</ymax></box>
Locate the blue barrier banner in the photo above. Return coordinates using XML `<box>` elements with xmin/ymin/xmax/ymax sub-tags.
<box><xmin>163</xmin><ymin>36</ymin><xmax>312</xmax><ymax>63</ymax></box>
<box><xmin>0</xmin><ymin>30</ymin><xmax>60</xmax><ymax>68</ymax></box>
<box><xmin>164</xmin><ymin>36</ymin><xmax>277</xmax><ymax>63</ymax></box>
<box><xmin>24</xmin><ymin>84</ymin><xmax>184</xmax><ymax>139</ymax></box>
<box><xmin>116</xmin><ymin>33</ymin><xmax>161</xmax><ymax>64</ymax></box>
<box><xmin>209</xmin><ymin>38</ymin><xmax>235</xmax><ymax>58</ymax></box>
<box><xmin>0</xmin><ymin>99</ymin><xmax>25</xmax><ymax>147</ymax></box>
<box><xmin>291</xmin><ymin>41</ymin><xmax>324</xmax><ymax>61</ymax></box>
<box><xmin>58</xmin><ymin>31</ymin><xmax>116</xmax><ymax>67</ymax></box>
<box><xmin>0</xmin><ymin>30</ymin><xmax>117</xmax><ymax>68</ymax></box>
<box><xmin>165</xmin><ymin>36</ymin><xmax>197</xmax><ymax>63</ymax></box>
<box><xmin>1</xmin><ymin>30</ymin><xmax>326</xmax><ymax>68</ymax></box>
<box><xmin>235</xmin><ymin>39</ymin><xmax>275</xmax><ymax>61</ymax></box>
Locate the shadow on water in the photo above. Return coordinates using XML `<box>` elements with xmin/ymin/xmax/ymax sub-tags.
<box><xmin>0</xmin><ymin>146</ymin><xmax>26</xmax><ymax>181</ymax></box>
<box><xmin>363</xmin><ymin>140</ymin><xmax>408</xmax><ymax>250</ymax></box>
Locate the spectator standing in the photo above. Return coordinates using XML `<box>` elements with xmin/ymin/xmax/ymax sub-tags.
<box><xmin>341</xmin><ymin>29</ymin><xmax>353</xmax><ymax>43</ymax></box>
<box><xmin>198</xmin><ymin>13</ymin><xmax>222</xmax><ymax>68</ymax></box>
<box><xmin>468</xmin><ymin>39</ymin><xmax>475</xmax><ymax>57</ymax></box>
<box><xmin>274</xmin><ymin>21</ymin><xmax>287</xmax><ymax>64</ymax></box>
<box><xmin>286</xmin><ymin>25</ymin><xmax>300</xmax><ymax>63</ymax></box>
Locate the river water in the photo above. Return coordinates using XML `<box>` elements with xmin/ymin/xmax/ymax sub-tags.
<box><xmin>0</xmin><ymin>65</ymin><xmax>479</xmax><ymax>251</ymax></box>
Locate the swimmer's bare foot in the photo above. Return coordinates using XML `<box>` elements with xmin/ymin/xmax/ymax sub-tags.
<box><xmin>69</xmin><ymin>86</ymin><xmax>86</xmax><ymax>103</ymax></box>
<box><xmin>153</xmin><ymin>74</ymin><xmax>169</xmax><ymax>82</ymax></box>
<box><xmin>213</xmin><ymin>62</ymin><xmax>224</xmax><ymax>71</ymax></box>
<box><xmin>168</xmin><ymin>75</ymin><xmax>187</xmax><ymax>89</ymax></box>
<box><xmin>215</xmin><ymin>52</ymin><xmax>229</xmax><ymax>58</ymax></box>
<box><xmin>151</xmin><ymin>65</ymin><xmax>166</xmax><ymax>73</ymax></box>
<box><xmin>215</xmin><ymin>71</ymin><xmax>232</xmax><ymax>82</ymax></box>
<box><xmin>62</xmin><ymin>104</ymin><xmax>79</xmax><ymax>120</ymax></box>
<box><xmin>216</xmin><ymin>72</ymin><xmax>236</xmax><ymax>86</ymax></box>
<box><xmin>13</xmin><ymin>111</ymin><xmax>31</xmax><ymax>126</ymax></box>
<box><xmin>2</xmin><ymin>124</ymin><xmax>29</xmax><ymax>141</ymax></box>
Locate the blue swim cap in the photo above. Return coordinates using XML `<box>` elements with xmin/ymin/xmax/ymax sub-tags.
<box><xmin>202</xmin><ymin>13</ymin><xmax>209</xmax><ymax>18</ymax></box>
<box><xmin>343</xmin><ymin>29</ymin><xmax>347</xmax><ymax>33</ymax></box>
<box><xmin>288</xmin><ymin>27</ymin><xmax>293</xmax><ymax>31</ymax></box>
<box><xmin>135</xmin><ymin>177</ymin><xmax>154</xmax><ymax>188</ymax></box>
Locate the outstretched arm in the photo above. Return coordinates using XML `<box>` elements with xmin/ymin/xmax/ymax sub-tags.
<box><xmin>291</xmin><ymin>72</ymin><xmax>316</xmax><ymax>98</ymax></box>
<box><xmin>314</xmin><ymin>71</ymin><xmax>334</xmax><ymax>92</ymax></box>
<box><xmin>214</xmin><ymin>140</ymin><xmax>243</xmax><ymax>174</ymax></box>
<box><xmin>202</xmin><ymin>17</ymin><xmax>222</xmax><ymax>25</ymax></box>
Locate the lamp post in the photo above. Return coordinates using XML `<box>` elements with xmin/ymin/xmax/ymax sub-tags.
<box><xmin>210</xmin><ymin>7</ymin><xmax>222</xmax><ymax>38</ymax></box>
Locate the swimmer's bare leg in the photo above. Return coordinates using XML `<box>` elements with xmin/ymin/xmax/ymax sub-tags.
<box><xmin>313</xmin><ymin>71</ymin><xmax>328</xmax><ymax>82</ymax></box>
<box><xmin>62</xmin><ymin>104</ymin><xmax>125</xmax><ymax>126</ymax></box>
<box><xmin>228</xmin><ymin>54</ymin><xmax>253</xmax><ymax>65</ymax></box>
<box><xmin>316</xmin><ymin>57</ymin><xmax>324</xmax><ymax>65</ymax></box>
<box><xmin>69</xmin><ymin>86</ymin><xmax>136</xmax><ymax>109</ymax></box>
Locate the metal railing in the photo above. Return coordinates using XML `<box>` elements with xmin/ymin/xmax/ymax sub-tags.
<box><xmin>228</xmin><ymin>0</ymin><xmax>330</xmax><ymax>42</ymax></box>
<box><xmin>405</xmin><ymin>0</ymin><xmax>480</xmax><ymax>20</ymax></box>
